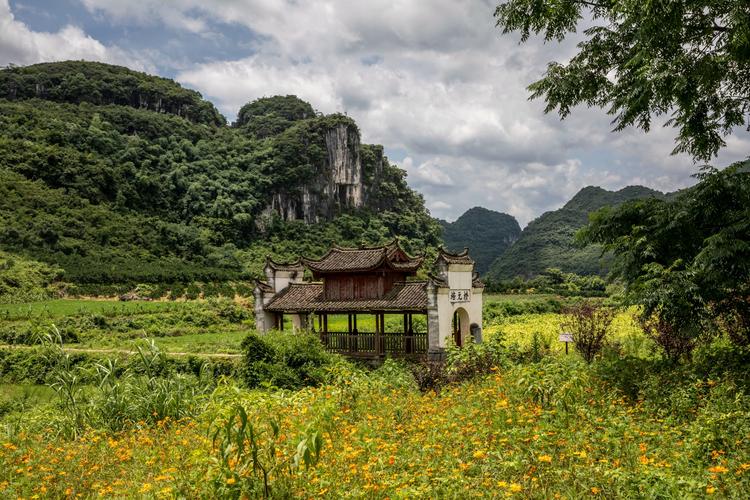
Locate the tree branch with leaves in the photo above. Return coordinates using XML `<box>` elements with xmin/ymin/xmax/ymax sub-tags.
<box><xmin>495</xmin><ymin>0</ymin><xmax>750</xmax><ymax>161</ymax></box>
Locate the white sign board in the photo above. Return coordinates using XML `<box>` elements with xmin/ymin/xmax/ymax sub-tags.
<box><xmin>558</xmin><ymin>333</ymin><xmax>573</xmax><ymax>342</ymax></box>
<box><xmin>449</xmin><ymin>289</ymin><xmax>471</xmax><ymax>303</ymax></box>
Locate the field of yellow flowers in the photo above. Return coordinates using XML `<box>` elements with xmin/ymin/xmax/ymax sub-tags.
<box><xmin>2</xmin><ymin>301</ymin><xmax>750</xmax><ymax>498</ymax></box>
<box><xmin>3</xmin><ymin>353</ymin><xmax>750</xmax><ymax>498</ymax></box>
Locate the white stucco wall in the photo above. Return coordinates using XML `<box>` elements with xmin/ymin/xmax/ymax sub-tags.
<box><xmin>446</xmin><ymin>264</ymin><xmax>474</xmax><ymax>289</ymax></box>
<box><xmin>434</xmin><ymin>286</ymin><xmax>483</xmax><ymax>348</ymax></box>
<box><xmin>271</xmin><ymin>270</ymin><xmax>301</xmax><ymax>293</ymax></box>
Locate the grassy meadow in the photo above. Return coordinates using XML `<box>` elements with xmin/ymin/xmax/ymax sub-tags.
<box><xmin>1</xmin><ymin>294</ymin><xmax>750</xmax><ymax>498</ymax></box>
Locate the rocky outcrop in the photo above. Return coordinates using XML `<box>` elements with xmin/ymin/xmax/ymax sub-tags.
<box><xmin>326</xmin><ymin>124</ymin><xmax>363</xmax><ymax>209</ymax></box>
<box><xmin>264</xmin><ymin>122</ymin><xmax>367</xmax><ymax>224</ymax></box>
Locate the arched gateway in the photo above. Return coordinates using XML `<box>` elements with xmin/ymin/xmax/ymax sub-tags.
<box><xmin>254</xmin><ymin>241</ymin><xmax>483</xmax><ymax>359</ymax></box>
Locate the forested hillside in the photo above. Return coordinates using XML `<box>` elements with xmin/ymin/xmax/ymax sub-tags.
<box><xmin>487</xmin><ymin>186</ymin><xmax>665</xmax><ymax>280</ymax></box>
<box><xmin>0</xmin><ymin>62</ymin><xmax>440</xmax><ymax>290</ymax></box>
<box><xmin>440</xmin><ymin>207</ymin><xmax>521</xmax><ymax>274</ymax></box>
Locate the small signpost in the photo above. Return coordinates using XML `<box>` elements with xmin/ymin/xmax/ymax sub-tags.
<box><xmin>559</xmin><ymin>332</ymin><xmax>573</xmax><ymax>354</ymax></box>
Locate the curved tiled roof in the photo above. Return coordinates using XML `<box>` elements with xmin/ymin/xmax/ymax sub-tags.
<box><xmin>254</xmin><ymin>279</ymin><xmax>274</xmax><ymax>293</ymax></box>
<box><xmin>265</xmin><ymin>256</ymin><xmax>305</xmax><ymax>272</ymax></box>
<box><xmin>302</xmin><ymin>240</ymin><xmax>423</xmax><ymax>273</ymax></box>
<box><xmin>437</xmin><ymin>247</ymin><xmax>475</xmax><ymax>265</ymax></box>
<box><xmin>265</xmin><ymin>281</ymin><xmax>428</xmax><ymax>312</ymax></box>
<box><xmin>472</xmin><ymin>272</ymin><xmax>486</xmax><ymax>288</ymax></box>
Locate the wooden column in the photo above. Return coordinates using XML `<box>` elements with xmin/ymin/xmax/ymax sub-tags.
<box><xmin>372</xmin><ymin>313</ymin><xmax>380</xmax><ymax>355</ymax></box>
<box><xmin>352</xmin><ymin>314</ymin><xmax>358</xmax><ymax>352</ymax></box>
<box><xmin>379</xmin><ymin>312</ymin><xmax>385</xmax><ymax>356</ymax></box>
<box><xmin>375</xmin><ymin>312</ymin><xmax>383</xmax><ymax>356</ymax></box>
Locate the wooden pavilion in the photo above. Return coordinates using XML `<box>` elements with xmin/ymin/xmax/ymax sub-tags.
<box><xmin>254</xmin><ymin>241</ymin><xmax>484</xmax><ymax>359</ymax></box>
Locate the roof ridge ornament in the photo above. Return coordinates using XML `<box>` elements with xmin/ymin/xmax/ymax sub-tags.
<box><xmin>436</xmin><ymin>246</ymin><xmax>475</xmax><ymax>265</ymax></box>
<box><xmin>265</xmin><ymin>255</ymin><xmax>304</xmax><ymax>271</ymax></box>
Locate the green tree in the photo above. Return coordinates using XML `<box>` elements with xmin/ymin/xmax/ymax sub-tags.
<box><xmin>580</xmin><ymin>162</ymin><xmax>750</xmax><ymax>354</ymax></box>
<box><xmin>494</xmin><ymin>0</ymin><xmax>750</xmax><ymax>161</ymax></box>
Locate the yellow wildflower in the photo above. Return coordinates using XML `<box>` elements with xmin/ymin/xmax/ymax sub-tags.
<box><xmin>538</xmin><ymin>455</ymin><xmax>552</xmax><ymax>463</ymax></box>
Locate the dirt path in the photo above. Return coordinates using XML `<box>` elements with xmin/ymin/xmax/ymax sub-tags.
<box><xmin>0</xmin><ymin>344</ymin><xmax>242</xmax><ymax>359</ymax></box>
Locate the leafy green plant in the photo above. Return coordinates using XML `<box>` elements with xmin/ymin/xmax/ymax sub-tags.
<box><xmin>240</xmin><ymin>332</ymin><xmax>335</xmax><ymax>390</ymax></box>
<box><xmin>210</xmin><ymin>403</ymin><xmax>323</xmax><ymax>498</ymax></box>
<box><xmin>562</xmin><ymin>302</ymin><xmax>615</xmax><ymax>363</ymax></box>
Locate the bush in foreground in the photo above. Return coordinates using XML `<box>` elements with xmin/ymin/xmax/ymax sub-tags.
<box><xmin>240</xmin><ymin>331</ymin><xmax>337</xmax><ymax>390</ymax></box>
<box><xmin>562</xmin><ymin>302</ymin><xmax>615</xmax><ymax>363</ymax></box>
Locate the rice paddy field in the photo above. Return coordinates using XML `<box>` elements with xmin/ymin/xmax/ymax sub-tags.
<box><xmin>1</xmin><ymin>294</ymin><xmax>749</xmax><ymax>498</ymax></box>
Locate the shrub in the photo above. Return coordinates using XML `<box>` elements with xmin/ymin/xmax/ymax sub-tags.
<box><xmin>410</xmin><ymin>360</ymin><xmax>447</xmax><ymax>393</ymax></box>
<box><xmin>446</xmin><ymin>332</ymin><xmax>509</xmax><ymax>382</ymax></box>
<box><xmin>640</xmin><ymin>311</ymin><xmax>697</xmax><ymax>361</ymax></box>
<box><xmin>561</xmin><ymin>302</ymin><xmax>615</xmax><ymax>363</ymax></box>
<box><xmin>240</xmin><ymin>332</ymin><xmax>336</xmax><ymax>390</ymax></box>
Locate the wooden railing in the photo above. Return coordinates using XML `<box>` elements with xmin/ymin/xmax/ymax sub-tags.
<box><xmin>319</xmin><ymin>331</ymin><xmax>428</xmax><ymax>357</ymax></box>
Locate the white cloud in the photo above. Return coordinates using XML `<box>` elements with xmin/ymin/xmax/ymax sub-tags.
<box><xmin>0</xmin><ymin>0</ymin><xmax>146</xmax><ymax>69</ymax></box>
<box><xmin>429</xmin><ymin>201</ymin><xmax>452</xmax><ymax>211</ymax></box>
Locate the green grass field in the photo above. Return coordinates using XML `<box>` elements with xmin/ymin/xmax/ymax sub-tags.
<box><xmin>0</xmin><ymin>298</ymin><xmax>254</xmax><ymax>355</ymax></box>
<box><xmin>0</xmin><ymin>294</ymin><xmax>622</xmax><ymax>356</ymax></box>
<box><xmin>74</xmin><ymin>329</ymin><xmax>249</xmax><ymax>354</ymax></box>
<box><xmin>0</xmin><ymin>299</ymin><xmax>186</xmax><ymax>321</ymax></box>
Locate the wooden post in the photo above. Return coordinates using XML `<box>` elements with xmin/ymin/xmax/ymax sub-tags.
<box><xmin>372</xmin><ymin>313</ymin><xmax>380</xmax><ymax>355</ymax></box>
<box><xmin>406</xmin><ymin>313</ymin><xmax>411</xmax><ymax>353</ymax></box>
<box><xmin>380</xmin><ymin>312</ymin><xmax>385</xmax><ymax>356</ymax></box>
<box><xmin>375</xmin><ymin>312</ymin><xmax>383</xmax><ymax>356</ymax></box>
<box><xmin>352</xmin><ymin>314</ymin><xmax>358</xmax><ymax>352</ymax></box>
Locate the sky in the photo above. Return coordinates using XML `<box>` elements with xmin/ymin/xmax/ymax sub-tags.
<box><xmin>1</xmin><ymin>0</ymin><xmax>748</xmax><ymax>226</ymax></box>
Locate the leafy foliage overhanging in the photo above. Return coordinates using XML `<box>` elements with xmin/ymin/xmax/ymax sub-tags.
<box><xmin>581</xmin><ymin>162</ymin><xmax>750</xmax><ymax>353</ymax></box>
<box><xmin>495</xmin><ymin>0</ymin><xmax>750</xmax><ymax>161</ymax></box>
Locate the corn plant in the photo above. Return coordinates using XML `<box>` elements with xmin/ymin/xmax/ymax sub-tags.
<box><xmin>40</xmin><ymin>326</ymin><xmax>88</xmax><ymax>438</ymax></box>
<box><xmin>211</xmin><ymin>403</ymin><xmax>323</xmax><ymax>498</ymax></box>
<box><xmin>93</xmin><ymin>358</ymin><xmax>133</xmax><ymax>432</ymax></box>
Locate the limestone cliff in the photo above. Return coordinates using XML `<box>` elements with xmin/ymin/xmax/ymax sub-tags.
<box><xmin>264</xmin><ymin>121</ymin><xmax>378</xmax><ymax>224</ymax></box>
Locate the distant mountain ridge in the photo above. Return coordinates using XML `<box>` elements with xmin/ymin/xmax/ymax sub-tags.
<box><xmin>485</xmin><ymin>185</ymin><xmax>666</xmax><ymax>281</ymax></box>
<box><xmin>439</xmin><ymin>207</ymin><xmax>521</xmax><ymax>275</ymax></box>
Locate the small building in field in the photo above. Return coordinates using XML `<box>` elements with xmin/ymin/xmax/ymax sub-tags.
<box><xmin>254</xmin><ymin>241</ymin><xmax>483</xmax><ymax>359</ymax></box>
